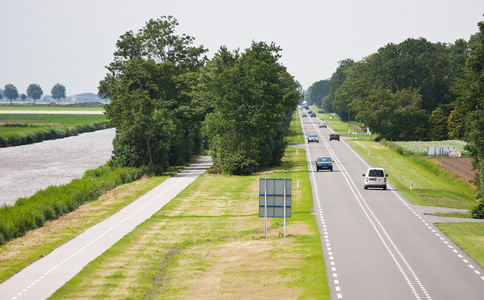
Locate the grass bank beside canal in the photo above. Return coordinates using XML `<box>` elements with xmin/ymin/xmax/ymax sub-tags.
<box><xmin>0</xmin><ymin>112</ymin><xmax>108</xmax><ymax>147</ymax></box>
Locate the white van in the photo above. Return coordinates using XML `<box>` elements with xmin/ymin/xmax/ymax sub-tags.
<box><xmin>362</xmin><ymin>168</ymin><xmax>388</xmax><ymax>190</ymax></box>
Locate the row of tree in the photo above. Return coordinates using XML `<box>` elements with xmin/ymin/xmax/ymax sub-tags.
<box><xmin>100</xmin><ymin>16</ymin><xmax>300</xmax><ymax>175</ymax></box>
<box><xmin>1</xmin><ymin>83</ymin><xmax>66</xmax><ymax>105</ymax></box>
<box><xmin>306</xmin><ymin>18</ymin><xmax>484</xmax><ymax>201</ymax></box>
<box><xmin>306</xmin><ymin>37</ymin><xmax>472</xmax><ymax>141</ymax></box>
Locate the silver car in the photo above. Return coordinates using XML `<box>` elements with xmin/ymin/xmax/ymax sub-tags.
<box><xmin>307</xmin><ymin>134</ymin><xmax>319</xmax><ymax>143</ymax></box>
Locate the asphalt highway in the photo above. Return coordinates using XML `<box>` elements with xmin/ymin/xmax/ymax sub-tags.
<box><xmin>300</xmin><ymin>111</ymin><xmax>484</xmax><ymax>299</ymax></box>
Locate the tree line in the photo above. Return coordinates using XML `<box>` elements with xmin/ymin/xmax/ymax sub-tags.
<box><xmin>306</xmin><ymin>17</ymin><xmax>484</xmax><ymax>204</ymax></box>
<box><xmin>99</xmin><ymin>16</ymin><xmax>300</xmax><ymax>175</ymax></box>
<box><xmin>306</xmin><ymin>37</ymin><xmax>472</xmax><ymax>141</ymax></box>
<box><xmin>1</xmin><ymin>83</ymin><xmax>66</xmax><ymax>104</ymax></box>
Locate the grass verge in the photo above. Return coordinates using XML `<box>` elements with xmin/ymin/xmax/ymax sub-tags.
<box><xmin>437</xmin><ymin>223</ymin><xmax>484</xmax><ymax>268</ymax></box>
<box><xmin>49</xmin><ymin>123</ymin><xmax>328</xmax><ymax>299</ymax></box>
<box><xmin>347</xmin><ymin>139</ymin><xmax>477</xmax><ymax>209</ymax></box>
<box><xmin>0</xmin><ymin>175</ymin><xmax>168</xmax><ymax>283</ymax></box>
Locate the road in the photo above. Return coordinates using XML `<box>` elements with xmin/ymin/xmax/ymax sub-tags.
<box><xmin>0</xmin><ymin>156</ymin><xmax>212</xmax><ymax>300</ymax></box>
<box><xmin>299</xmin><ymin>111</ymin><xmax>484</xmax><ymax>299</ymax></box>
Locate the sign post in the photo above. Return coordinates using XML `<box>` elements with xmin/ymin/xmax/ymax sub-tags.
<box><xmin>259</xmin><ymin>178</ymin><xmax>291</xmax><ymax>238</ymax></box>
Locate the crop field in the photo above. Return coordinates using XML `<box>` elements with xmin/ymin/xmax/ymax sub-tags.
<box><xmin>0</xmin><ymin>114</ymin><xmax>107</xmax><ymax>126</ymax></box>
<box><xmin>0</xmin><ymin>113</ymin><xmax>109</xmax><ymax>147</ymax></box>
<box><xmin>393</xmin><ymin>140</ymin><xmax>469</xmax><ymax>156</ymax></box>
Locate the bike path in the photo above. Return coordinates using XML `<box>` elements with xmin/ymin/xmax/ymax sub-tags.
<box><xmin>0</xmin><ymin>156</ymin><xmax>212</xmax><ymax>300</ymax></box>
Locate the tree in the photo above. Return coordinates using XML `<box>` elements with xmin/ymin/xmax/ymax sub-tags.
<box><xmin>27</xmin><ymin>84</ymin><xmax>43</xmax><ymax>104</ymax></box>
<box><xmin>328</xmin><ymin>59</ymin><xmax>354</xmax><ymax>120</ymax></box>
<box><xmin>447</xmin><ymin>109</ymin><xmax>465</xmax><ymax>140</ymax></box>
<box><xmin>101</xmin><ymin>16</ymin><xmax>208</xmax><ymax>168</ymax></box>
<box><xmin>429</xmin><ymin>107</ymin><xmax>448</xmax><ymax>141</ymax></box>
<box><xmin>308</xmin><ymin>79</ymin><xmax>331</xmax><ymax>110</ymax></box>
<box><xmin>4</xmin><ymin>84</ymin><xmax>19</xmax><ymax>105</ymax></box>
<box><xmin>21</xmin><ymin>94</ymin><xmax>27</xmax><ymax>101</ymax></box>
<box><xmin>51</xmin><ymin>83</ymin><xmax>66</xmax><ymax>104</ymax></box>
<box><xmin>349</xmin><ymin>87</ymin><xmax>427</xmax><ymax>140</ymax></box>
<box><xmin>204</xmin><ymin>42</ymin><xmax>300</xmax><ymax>174</ymax></box>
<box><xmin>455</xmin><ymin>18</ymin><xmax>484</xmax><ymax>200</ymax></box>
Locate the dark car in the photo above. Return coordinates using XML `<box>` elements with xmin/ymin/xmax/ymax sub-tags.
<box><xmin>310</xmin><ymin>113</ymin><xmax>316</xmax><ymax>117</ymax></box>
<box><xmin>307</xmin><ymin>134</ymin><xmax>319</xmax><ymax>143</ymax></box>
<box><xmin>329</xmin><ymin>132</ymin><xmax>340</xmax><ymax>141</ymax></box>
<box><xmin>319</xmin><ymin>122</ymin><xmax>327</xmax><ymax>128</ymax></box>
<box><xmin>302</xmin><ymin>113</ymin><xmax>307</xmax><ymax>117</ymax></box>
<box><xmin>316</xmin><ymin>156</ymin><xmax>334</xmax><ymax>171</ymax></box>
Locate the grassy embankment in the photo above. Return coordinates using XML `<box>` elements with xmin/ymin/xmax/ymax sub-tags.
<box><xmin>2</xmin><ymin>112</ymin><xmax>329</xmax><ymax>298</ymax></box>
<box><xmin>316</xmin><ymin>110</ymin><xmax>484</xmax><ymax>268</ymax></box>
<box><xmin>0</xmin><ymin>112</ymin><xmax>109</xmax><ymax>147</ymax></box>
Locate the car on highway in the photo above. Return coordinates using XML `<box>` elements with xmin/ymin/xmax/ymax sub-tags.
<box><xmin>316</xmin><ymin>156</ymin><xmax>334</xmax><ymax>171</ymax></box>
<box><xmin>302</xmin><ymin>113</ymin><xmax>307</xmax><ymax>117</ymax></box>
<box><xmin>362</xmin><ymin>168</ymin><xmax>388</xmax><ymax>190</ymax></box>
<box><xmin>310</xmin><ymin>113</ymin><xmax>316</xmax><ymax>117</ymax></box>
<box><xmin>307</xmin><ymin>134</ymin><xmax>319</xmax><ymax>143</ymax></box>
<box><xmin>319</xmin><ymin>122</ymin><xmax>327</xmax><ymax>128</ymax></box>
<box><xmin>329</xmin><ymin>132</ymin><xmax>340</xmax><ymax>141</ymax></box>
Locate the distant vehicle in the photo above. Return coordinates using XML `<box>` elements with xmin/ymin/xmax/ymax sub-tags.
<box><xmin>310</xmin><ymin>113</ymin><xmax>316</xmax><ymax>117</ymax></box>
<box><xmin>362</xmin><ymin>168</ymin><xmax>388</xmax><ymax>190</ymax></box>
<box><xmin>302</xmin><ymin>113</ymin><xmax>308</xmax><ymax>117</ymax></box>
<box><xmin>319</xmin><ymin>122</ymin><xmax>327</xmax><ymax>128</ymax></box>
<box><xmin>307</xmin><ymin>110</ymin><xmax>313</xmax><ymax>114</ymax></box>
<box><xmin>329</xmin><ymin>132</ymin><xmax>340</xmax><ymax>141</ymax></box>
<box><xmin>316</xmin><ymin>156</ymin><xmax>334</xmax><ymax>172</ymax></box>
<box><xmin>307</xmin><ymin>134</ymin><xmax>319</xmax><ymax>143</ymax></box>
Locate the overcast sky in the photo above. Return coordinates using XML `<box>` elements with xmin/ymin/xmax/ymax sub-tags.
<box><xmin>1</xmin><ymin>0</ymin><xmax>484</xmax><ymax>96</ymax></box>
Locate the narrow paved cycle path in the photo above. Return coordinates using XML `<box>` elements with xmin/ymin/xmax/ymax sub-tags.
<box><xmin>0</xmin><ymin>156</ymin><xmax>212</xmax><ymax>300</ymax></box>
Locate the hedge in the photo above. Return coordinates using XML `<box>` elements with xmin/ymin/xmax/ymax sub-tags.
<box><xmin>0</xmin><ymin>165</ymin><xmax>146</xmax><ymax>245</ymax></box>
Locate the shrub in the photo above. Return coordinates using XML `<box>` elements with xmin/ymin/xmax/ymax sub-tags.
<box><xmin>374</xmin><ymin>133</ymin><xmax>382</xmax><ymax>142</ymax></box>
<box><xmin>471</xmin><ymin>198</ymin><xmax>484</xmax><ymax>219</ymax></box>
<box><xmin>0</xmin><ymin>164</ymin><xmax>147</xmax><ymax>245</ymax></box>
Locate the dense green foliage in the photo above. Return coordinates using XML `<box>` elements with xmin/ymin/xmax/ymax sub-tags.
<box><xmin>307</xmin><ymin>37</ymin><xmax>471</xmax><ymax>140</ymax></box>
<box><xmin>100</xmin><ymin>16</ymin><xmax>208</xmax><ymax>168</ymax></box>
<box><xmin>101</xmin><ymin>16</ymin><xmax>299</xmax><ymax>174</ymax></box>
<box><xmin>203</xmin><ymin>43</ymin><xmax>300</xmax><ymax>174</ymax></box>
<box><xmin>306</xmin><ymin>79</ymin><xmax>330</xmax><ymax>110</ymax></box>
<box><xmin>455</xmin><ymin>19</ymin><xmax>484</xmax><ymax>203</ymax></box>
<box><xmin>0</xmin><ymin>165</ymin><xmax>146</xmax><ymax>245</ymax></box>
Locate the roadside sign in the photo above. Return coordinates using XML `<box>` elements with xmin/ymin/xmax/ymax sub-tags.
<box><xmin>259</xmin><ymin>178</ymin><xmax>291</xmax><ymax>238</ymax></box>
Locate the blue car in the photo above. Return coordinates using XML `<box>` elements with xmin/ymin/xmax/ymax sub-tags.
<box><xmin>316</xmin><ymin>156</ymin><xmax>334</xmax><ymax>172</ymax></box>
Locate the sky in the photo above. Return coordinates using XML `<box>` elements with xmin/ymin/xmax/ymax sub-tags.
<box><xmin>1</xmin><ymin>0</ymin><xmax>484</xmax><ymax>96</ymax></box>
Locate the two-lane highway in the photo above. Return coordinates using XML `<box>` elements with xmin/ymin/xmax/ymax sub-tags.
<box><xmin>299</xmin><ymin>111</ymin><xmax>484</xmax><ymax>299</ymax></box>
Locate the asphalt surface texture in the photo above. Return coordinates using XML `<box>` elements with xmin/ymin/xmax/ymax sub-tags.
<box><xmin>0</xmin><ymin>156</ymin><xmax>212</xmax><ymax>300</ymax></box>
<box><xmin>299</xmin><ymin>111</ymin><xmax>484</xmax><ymax>300</ymax></box>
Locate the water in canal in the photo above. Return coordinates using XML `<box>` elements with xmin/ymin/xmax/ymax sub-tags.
<box><xmin>0</xmin><ymin>128</ymin><xmax>115</xmax><ymax>206</ymax></box>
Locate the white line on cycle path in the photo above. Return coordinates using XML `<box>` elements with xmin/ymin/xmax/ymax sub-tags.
<box><xmin>0</xmin><ymin>156</ymin><xmax>213</xmax><ymax>300</ymax></box>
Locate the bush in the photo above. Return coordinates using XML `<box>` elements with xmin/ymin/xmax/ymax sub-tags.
<box><xmin>374</xmin><ymin>133</ymin><xmax>382</xmax><ymax>142</ymax></box>
<box><xmin>0</xmin><ymin>164</ymin><xmax>147</xmax><ymax>245</ymax></box>
<box><xmin>471</xmin><ymin>198</ymin><xmax>484</xmax><ymax>219</ymax></box>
